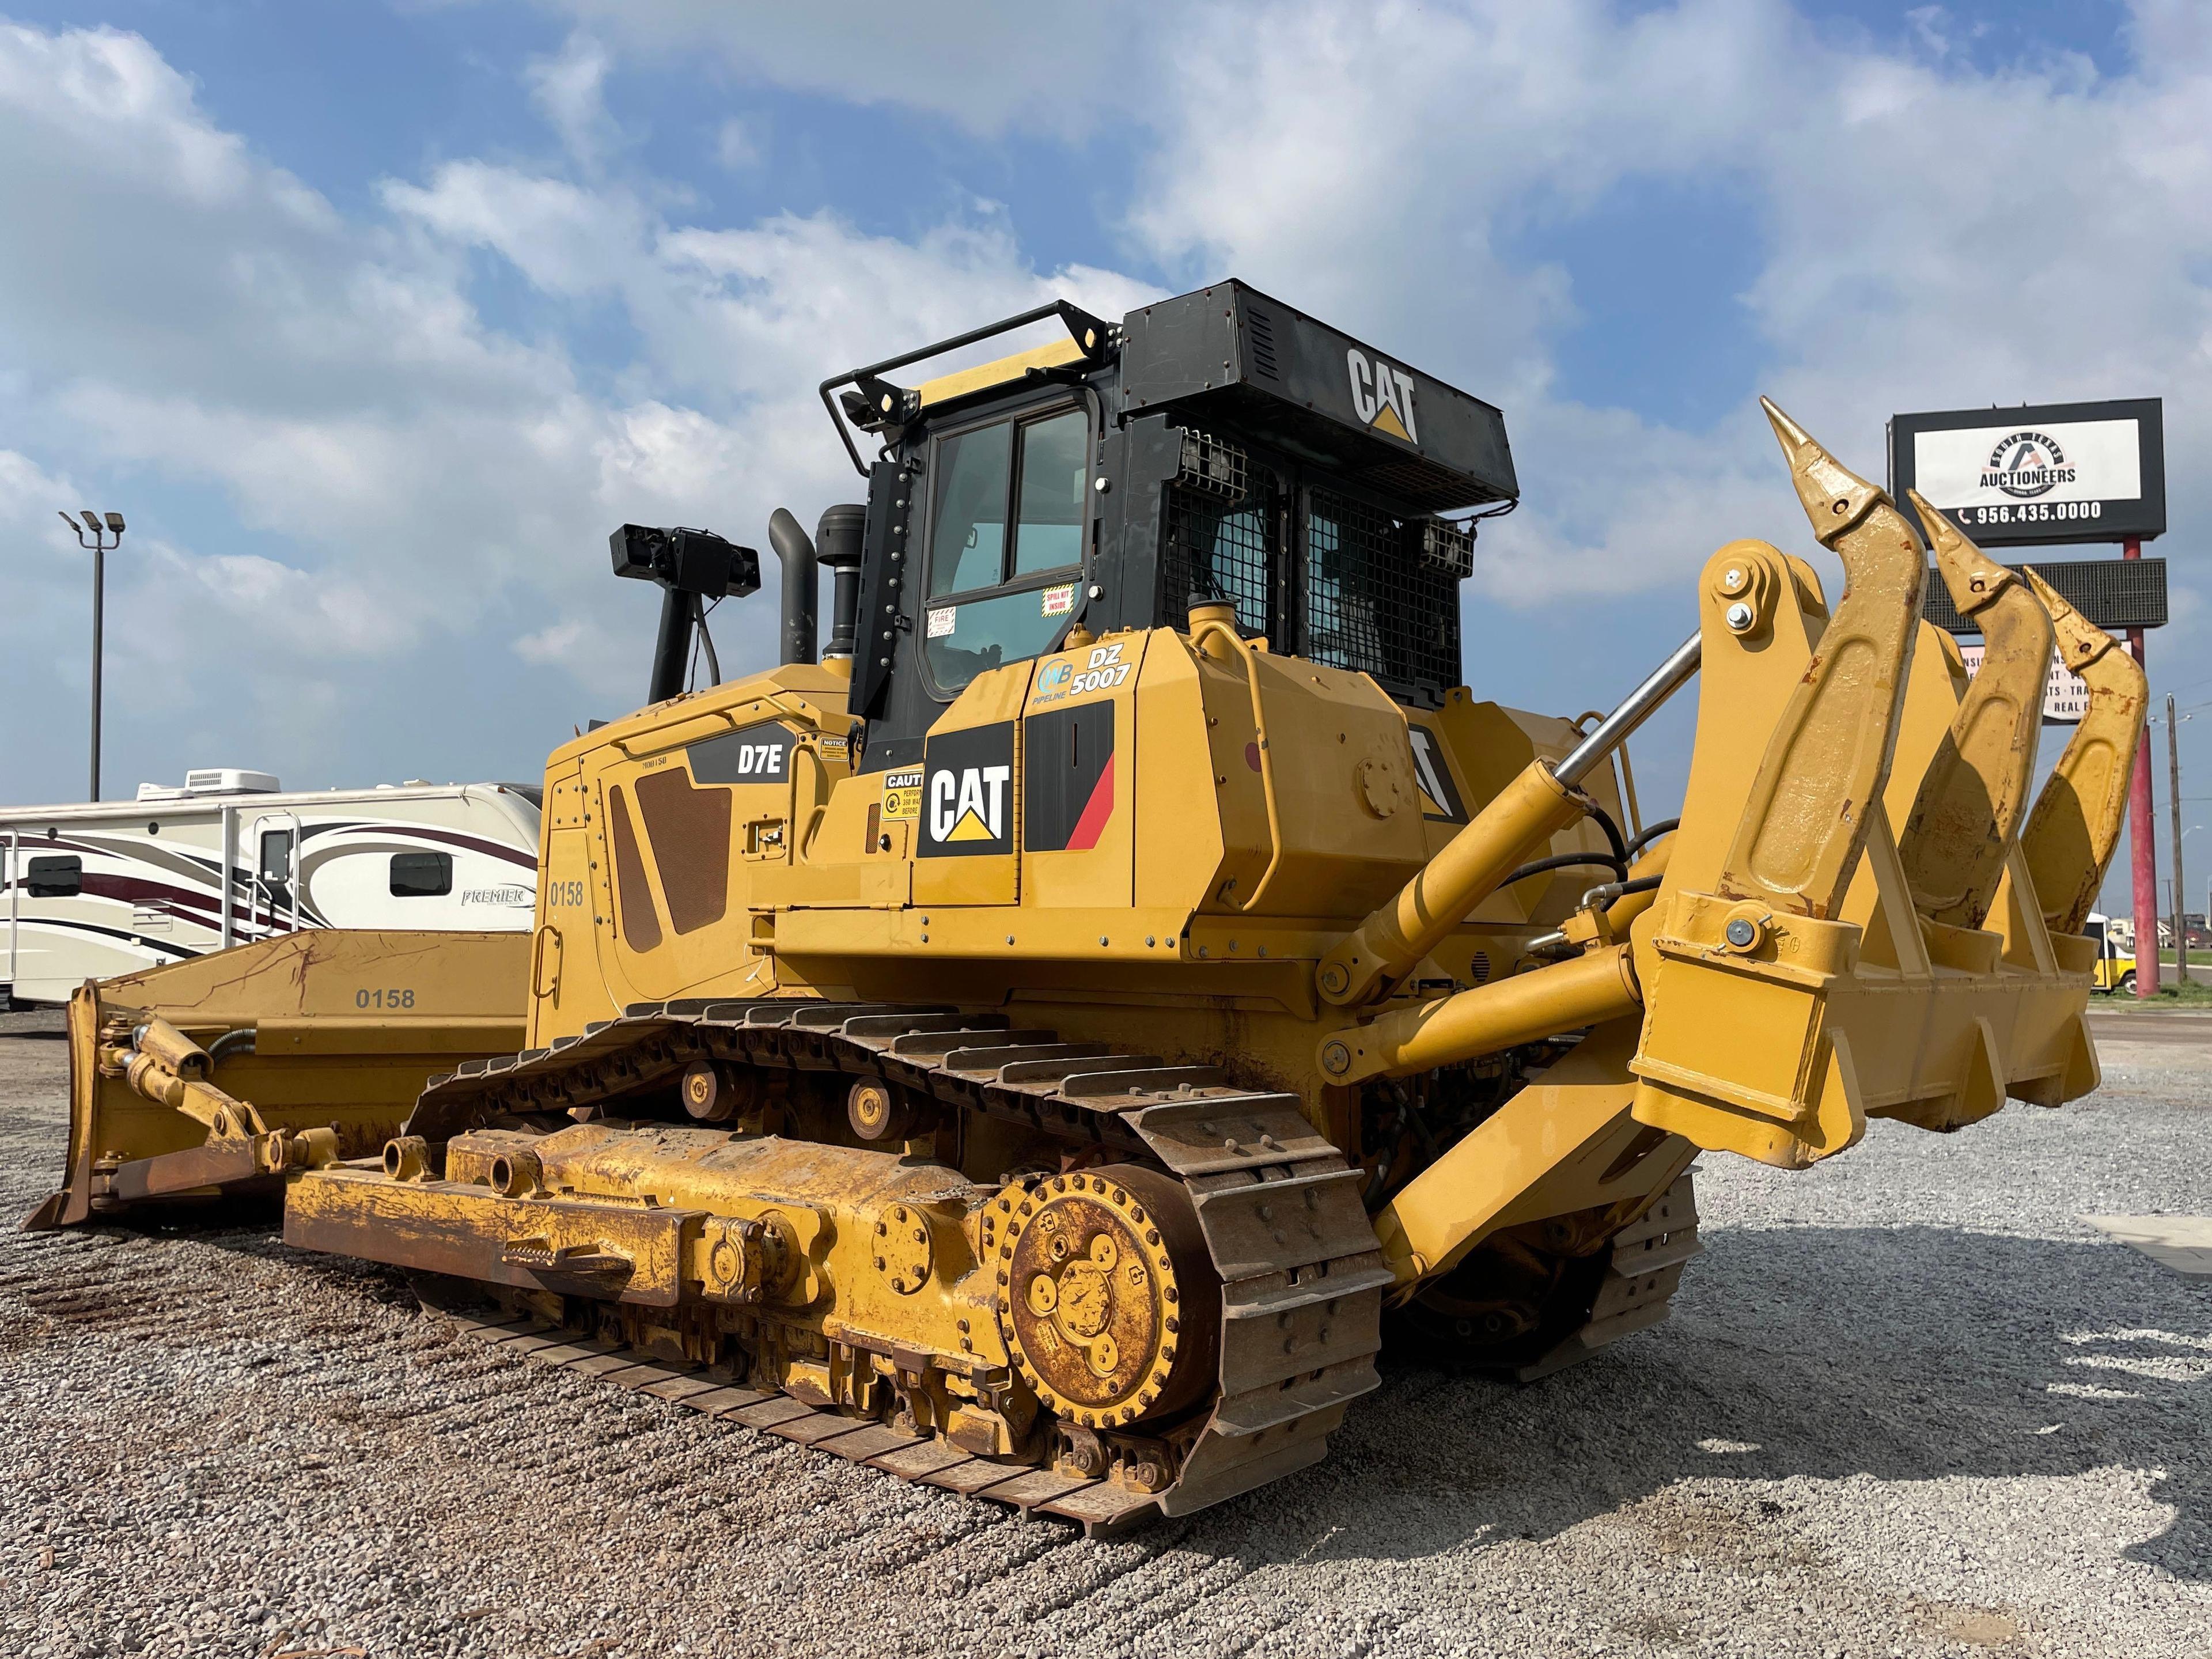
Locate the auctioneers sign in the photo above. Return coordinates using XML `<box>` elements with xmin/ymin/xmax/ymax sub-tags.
<box><xmin>1888</xmin><ymin>397</ymin><xmax>2165</xmax><ymax>548</ymax></box>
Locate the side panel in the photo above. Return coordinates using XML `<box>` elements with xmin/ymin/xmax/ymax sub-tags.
<box><xmin>1021</xmin><ymin>636</ymin><xmax>1144</xmax><ymax>909</ymax></box>
<box><xmin>912</xmin><ymin>669</ymin><xmax>1031</xmax><ymax>907</ymax></box>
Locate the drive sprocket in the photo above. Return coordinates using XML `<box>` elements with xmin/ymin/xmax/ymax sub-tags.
<box><xmin>993</xmin><ymin>1165</ymin><xmax>1217</xmax><ymax>1430</ymax></box>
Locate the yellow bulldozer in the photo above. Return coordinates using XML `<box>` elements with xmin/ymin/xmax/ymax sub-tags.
<box><xmin>31</xmin><ymin>282</ymin><xmax>2147</xmax><ymax>1535</ymax></box>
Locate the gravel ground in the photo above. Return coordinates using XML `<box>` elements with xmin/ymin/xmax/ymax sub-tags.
<box><xmin>0</xmin><ymin>1011</ymin><xmax>2207</xmax><ymax>1658</ymax></box>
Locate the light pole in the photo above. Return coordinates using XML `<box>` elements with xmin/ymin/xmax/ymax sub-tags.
<box><xmin>2186</xmin><ymin>825</ymin><xmax>2207</xmax><ymax>985</ymax></box>
<box><xmin>59</xmin><ymin>509</ymin><xmax>125</xmax><ymax>801</ymax></box>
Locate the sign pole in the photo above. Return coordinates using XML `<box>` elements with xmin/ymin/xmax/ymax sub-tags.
<box><xmin>2169</xmin><ymin>693</ymin><xmax>2189</xmax><ymax>987</ymax></box>
<box><xmin>2124</xmin><ymin>536</ymin><xmax>2158</xmax><ymax>997</ymax></box>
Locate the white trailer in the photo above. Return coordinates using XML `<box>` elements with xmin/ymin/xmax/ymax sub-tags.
<box><xmin>0</xmin><ymin>769</ymin><xmax>541</xmax><ymax>1006</ymax></box>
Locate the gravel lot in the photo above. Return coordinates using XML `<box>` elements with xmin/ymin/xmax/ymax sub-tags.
<box><xmin>0</xmin><ymin>1007</ymin><xmax>2207</xmax><ymax>1659</ymax></box>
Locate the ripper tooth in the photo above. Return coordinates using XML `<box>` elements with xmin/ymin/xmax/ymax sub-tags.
<box><xmin>1897</xmin><ymin>491</ymin><xmax>2053</xmax><ymax>928</ymax></box>
<box><xmin>2018</xmin><ymin>566</ymin><xmax>2149</xmax><ymax>936</ymax></box>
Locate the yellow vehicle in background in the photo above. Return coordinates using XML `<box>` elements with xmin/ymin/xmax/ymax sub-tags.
<box><xmin>2086</xmin><ymin>914</ymin><xmax>2137</xmax><ymax>995</ymax></box>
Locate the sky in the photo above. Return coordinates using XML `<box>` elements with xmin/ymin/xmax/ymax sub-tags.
<box><xmin>1</xmin><ymin>1</ymin><xmax>2208</xmax><ymax>919</ymax></box>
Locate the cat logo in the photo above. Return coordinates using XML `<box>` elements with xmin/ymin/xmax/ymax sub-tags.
<box><xmin>932</xmin><ymin>767</ymin><xmax>1010</xmax><ymax>842</ymax></box>
<box><xmin>918</xmin><ymin>721</ymin><xmax>1016</xmax><ymax>858</ymax></box>
<box><xmin>1406</xmin><ymin>725</ymin><xmax>1466</xmax><ymax>822</ymax></box>
<box><xmin>1346</xmin><ymin>347</ymin><xmax>1419</xmax><ymax>446</ymax></box>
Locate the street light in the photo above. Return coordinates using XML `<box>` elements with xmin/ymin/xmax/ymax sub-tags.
<box><xmin>58</xmin><ymin>509</ymin><xmax>125</xmax><ymax>801</ymax></box>
<box><xmin>2187</xmin><ymin>826</ymin><xmax>2207</xmax><ymax>984</ymax></box>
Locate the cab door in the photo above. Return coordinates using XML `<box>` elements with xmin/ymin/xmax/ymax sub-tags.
<box><xmin>905</xmin><ymin>395</ymin><xmax>1094</xmax><ymax>906</ymax></box>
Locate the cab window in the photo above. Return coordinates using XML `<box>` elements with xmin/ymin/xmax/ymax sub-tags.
<box><xmin>923</xmin><ymin>406</ymin><xmax>1089</xmax><ymax>694</ymax></box>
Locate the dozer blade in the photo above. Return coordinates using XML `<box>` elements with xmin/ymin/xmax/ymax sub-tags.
<box><xmin>1896</xmin><ymin>496</ymin><xmax>2052</xmax><ymax>930</ymax></box>
<box><xmin>28</xmin><ymin>930</ymin><xmax>529</xmax><ymax>1229</ymax></box>
<box><xmin>1624</xmin><ymin>406</ymin><xmax>2103</xmax><ymax>1169</ymax></box>
<box><xmin>2018</xmin><ymin>566</ymin><xmax>2149</xmax><ymax>936</ymax></box>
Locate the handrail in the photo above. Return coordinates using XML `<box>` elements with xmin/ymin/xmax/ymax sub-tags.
<box><xmin>817</xmin><ymin>298</ymin><xmax>1111</xmax><ymax>476</ymax></box>
<box><xmin>1191</xmin><ymin>616</ymin><xmax>1286</xmax><ymax>915</ymax></box>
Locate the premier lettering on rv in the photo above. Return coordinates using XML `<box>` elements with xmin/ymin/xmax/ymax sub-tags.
<box><xmin>1344</xmin><ymin>349</ymin><xmax>1420</xmax><ymax>445</ymax></box>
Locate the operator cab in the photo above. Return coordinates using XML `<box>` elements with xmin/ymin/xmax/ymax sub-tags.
<box><xmin>821</xmin><ymin>281</ymin><xmax>1520</xmax><ymax>771</ymax></box>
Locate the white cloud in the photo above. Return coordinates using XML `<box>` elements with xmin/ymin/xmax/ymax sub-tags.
<box><xmin>527</xmin><ymin>32</ymin><xmax>620</xmax><ymax>170</ymax></box>
<box><xmin>6</xmin><ymin>0</ymin><xmax>2211</xmax><ymax>864</ymax></box>
<box><xmin>519</xmin><ymin>1</ymin><xmax>1156</xmax><ymax>139</ymax></box>
<box><xmin>0</xmin><ymin>21</ymin><xmax>1161</xmax><ymax>796</ymax></box>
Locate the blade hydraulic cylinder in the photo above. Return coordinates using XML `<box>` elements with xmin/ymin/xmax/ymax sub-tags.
<box><xmin>1316</xmin><ymin>635</ymin><xmax>1699</xmax><ymax>1009</ymax></box>
<box><xmin>1318</xmin><ymin>943</ymin><xmax>1641</xmax><ymax>1085</ymax></box>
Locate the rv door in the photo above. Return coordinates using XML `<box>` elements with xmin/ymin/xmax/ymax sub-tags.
<box><xmin>252</xmin><ymin>813</ymin><xmax>303</xmax><ymax>934</ymax></box>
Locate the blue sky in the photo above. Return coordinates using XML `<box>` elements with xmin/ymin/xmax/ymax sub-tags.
<box><xmin>2</xmin><ymin>1</ymin><xmax>2208</xmax><ymax>918</ymax></box>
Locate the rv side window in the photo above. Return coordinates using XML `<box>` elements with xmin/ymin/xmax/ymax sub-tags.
<box><xmin>259</xmin><ymin>830</ymin><xmax>293</xmax><ymax>882</ymax></box>
<box><xmin>389</xmin><ymin>851</ymin><xmax>453</xmax><ymax>897</ymax></box>
<box><xmin>24</xmin><ymin>855</ymin><xmax>81</xmax><ymax>899</ymax></box>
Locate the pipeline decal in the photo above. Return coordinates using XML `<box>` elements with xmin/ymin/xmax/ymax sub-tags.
<box><xmin>1025</xmin><ymin>703</ymin><xmax>1116</xmax><ymax>853</ymax></box>
<box><xmin>1407</xmin><ymin>724</ymin><xmax>1467</xmax><ymax>823</ymax></box>
<box><xmin>919</xmin><ymin>722</ymin><xmax>1015</xmax><ymax>858</ymax></box>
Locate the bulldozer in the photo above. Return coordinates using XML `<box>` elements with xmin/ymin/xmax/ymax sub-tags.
<box><xmin>29</xmin><ymin>281</ymin><xmax>2147</xmax><ymax>1535</ymax></box>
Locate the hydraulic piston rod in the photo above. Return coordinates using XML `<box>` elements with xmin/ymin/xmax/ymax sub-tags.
<box><xmin>1315</xmin><ymin>635</ymin><xmax>1702</xmax><ymax>1009</ymax></box>
<box><xmin>1318</xmin><ymin>943</ymin><xmax>1641</xmax><ymax>1085</ymax></box>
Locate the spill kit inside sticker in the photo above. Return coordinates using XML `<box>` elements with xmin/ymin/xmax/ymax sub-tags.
<box><xmin>1042</xmin><ymin>583</ymin><xmax>1075</xmax><ymax>618</ymax></box>
<box><xmin>927</xmin><ymin>607</ymin><xmax>957</xmax><ymax>638</ymax></box>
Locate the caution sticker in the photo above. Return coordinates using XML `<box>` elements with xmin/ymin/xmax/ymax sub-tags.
<box><xmin>927</xmin><ymin>607</ymin><xmax>957</xmax><ymax>639</ymax></box>
<box><xmin>881</xmin><ymin>767</ymin><xmax>923</xmax><ymax>820</ymax></box>
<box><xmin>1042</xmin><ymin>582</ymin><xmax>1075</xmax><ymax>618</ymax></box>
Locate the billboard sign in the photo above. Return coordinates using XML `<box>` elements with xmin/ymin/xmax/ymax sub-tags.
<box><xmin>1889</xmin><ymin>397</ymin><xmax>2164</xmax><ymax>547</ymax></box>
<box><xmin>1922</xmin><ymin>555</ymin><xmax>2167</xmax><ymax>635</ymax></box>
<box><xmin>1956</xmin><ymin>642</ymin><xmax>2088</xmax><ymax>726</ymax></box>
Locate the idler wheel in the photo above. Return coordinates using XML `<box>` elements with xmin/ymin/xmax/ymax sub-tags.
<box><xmin>993</xmin><ymin>1165</ymin><xmax>1218</xmax><ymax>1430</ymax></box>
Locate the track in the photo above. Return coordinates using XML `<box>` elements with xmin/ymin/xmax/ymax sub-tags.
<box><xmin>399</xmin><ymin>997</ymin><xmax>1397</xmax><ymax>1530</ymax></box>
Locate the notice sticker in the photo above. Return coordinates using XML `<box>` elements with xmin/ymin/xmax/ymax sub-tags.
<box><xmin>927</xmin><ymin>607</ymin><xmax>956</xmax><ymax>638</ymax></box>
<box><xmin>1042</xmin><ymin>582</ymin><xmax>1076</xmax><ymax>618</ymax></box>
<box><xmin>881</xmin><ymin>767</ymin><xmax>923</xmax><ymax>820</ymax></box>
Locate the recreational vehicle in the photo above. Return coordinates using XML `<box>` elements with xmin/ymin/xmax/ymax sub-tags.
<box><xmin>0</xmin><ymin>770</ymin><xmax>540</xmax><ymax>1006</ymax></box>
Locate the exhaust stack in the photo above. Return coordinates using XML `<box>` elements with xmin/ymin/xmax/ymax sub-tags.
<box><xmin>767</xmin><ymin>509</ymin><xmax>819</xmax><ymax>667</ymax></box>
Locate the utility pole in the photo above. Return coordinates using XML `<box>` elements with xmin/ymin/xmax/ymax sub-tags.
<box><xmin>2170</xmin><ymin>692</ymin><xmax>2188</xmax><ymax>987</ymax></box>
<box><xmin>2124</xmin><ymin>537</ymin><xmax>2157</xmax><ymax>996</ymax></box>
<box><xmin>59</xmin><ymin>510</ymin><xmax>126</xmax><ymax>801</ymax></box>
